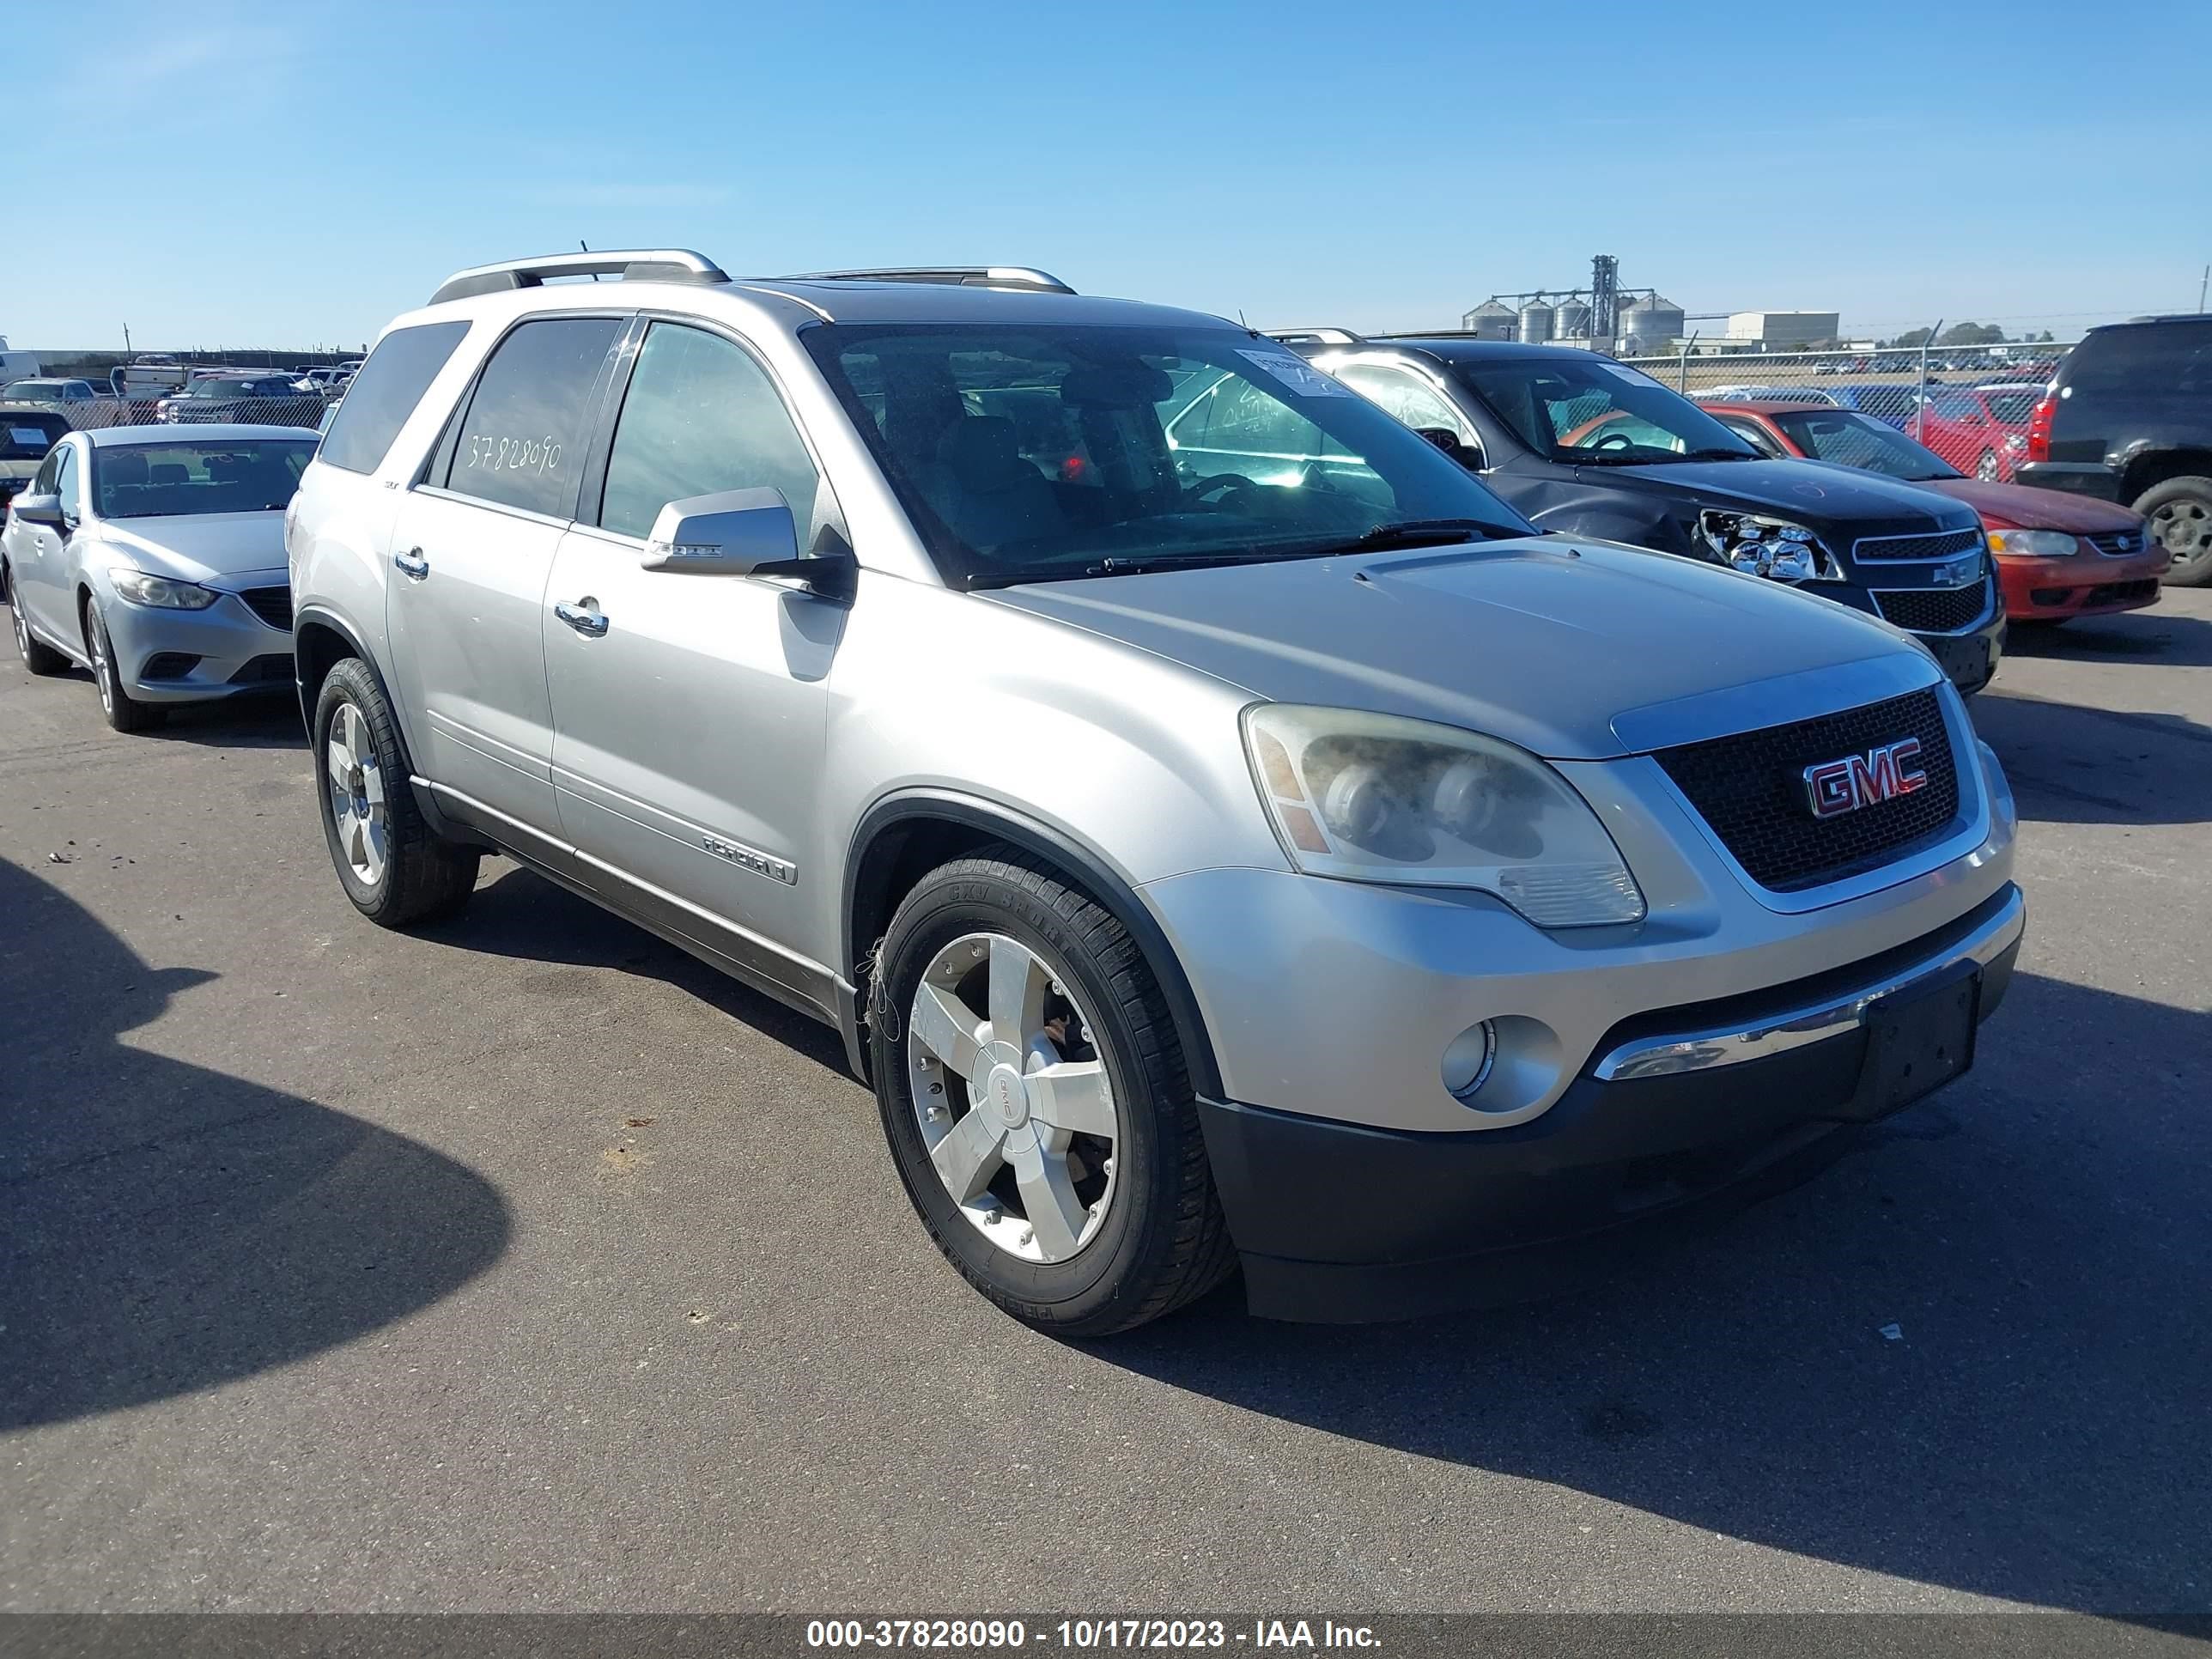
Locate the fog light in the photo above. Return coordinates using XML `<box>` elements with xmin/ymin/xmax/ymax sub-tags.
<box><xmin>1443</xmin><ymin>1020</ymin><xmax>1498</xmax><ymax>1102</ymax></box>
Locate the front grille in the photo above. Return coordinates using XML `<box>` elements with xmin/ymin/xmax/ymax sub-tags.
<box><xmin>239</xmin><ymin>586</ymin><xmax>293</xmax><ymax>630</ymax></box>
<box><xmin>2086</xmin><ymin>529</ymin><xmax>2146</xmax><ymax>557</ymax></box>
<box><xmin>1654</xmin><ymin>688</ymin><xmax>1962</xmax><ymax>892</ymax></box>
<box><xmin>1853</xmin><ymin>527</ymin><xmax>1982</xmax><ymax>562</ymax></box>
<box><xmin>1874</xmin><ymin>581</ymin><xmax>1990</xmax><ymax>635</ymax></box>
<box><xmin>228</xmin><ymin>653</ymin><xmax>295</xmax><ymax>685</ymax></box>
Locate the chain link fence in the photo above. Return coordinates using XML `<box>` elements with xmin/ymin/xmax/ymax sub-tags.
<box><xmin>1613</xmin><ymin>339</ymin><xmax>2066</xmax><ymax>483</ymax></box>
<box><xmin>3</xmin><ymin>351</ymin><xmax>351</xmax><ymax>440</ymax></box>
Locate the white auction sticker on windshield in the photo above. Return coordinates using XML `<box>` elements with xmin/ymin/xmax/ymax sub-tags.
<box><xmin>9</xmin><ymin>428</ymin><xmax>49</xmax><ymax>446</ymax></box>
<box><xmin>1237</xmin><ymin>349</ymin><xmax>1353</xmax><ymax>398</ymax></box>
<box><xmin>1601</xmin><ymin>362</ymin><xmax>1665</xmax><ymax>388</ymax></box>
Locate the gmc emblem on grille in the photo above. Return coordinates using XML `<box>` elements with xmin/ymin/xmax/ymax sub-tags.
<box><xmin>1802</xmin><ymin>738</ymin><xmax>1927</xmax><ymax>819</ymax></box>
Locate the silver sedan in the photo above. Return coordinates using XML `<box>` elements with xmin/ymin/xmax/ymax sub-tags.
<box><xmin>2</xmin><ymin>423</ymin><xmax>316</xmax><ymax>731</ymax></box>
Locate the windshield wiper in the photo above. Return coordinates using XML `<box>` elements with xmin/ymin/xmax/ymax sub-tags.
<box><xmin>1346</xmin><ymin>518</ymin><xmax>1509</xmax><ymax>551</ymax></box>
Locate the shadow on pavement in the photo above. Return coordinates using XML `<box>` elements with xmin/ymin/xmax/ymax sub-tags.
<box><xmin>1102</xmin><ymin>971</ymin><xmax>2212</xmax><ymax>1613</ymax></box>
<box><xmin>414</xmin><ymin>863</ymin><xmax>852</xmax><ymax>1075</ymax></box>
<box><xmin>0</xmin><ymin>858</ymin><xmax>510</xmax><ymax>1433</ymax></box>
<box><xmin>1975</xmin><ymin>688</ymin><xmax>2212</xmax><ymax>827</ymax></box>
<box><xmin>2004</xmin><ymin>606</ymin><xmax>2212</xmax><ymax>670</ymax></box>
<box><xmin>154</xmin><ymin>695</ymin><xmax>307</xmax><ymax>750</ymax></box>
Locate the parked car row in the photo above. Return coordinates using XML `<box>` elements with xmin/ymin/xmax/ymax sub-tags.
<box><xmin>9</xmin><ymin>252</ymin><xmax>2199</xmax><ymax>1336</ymax></box>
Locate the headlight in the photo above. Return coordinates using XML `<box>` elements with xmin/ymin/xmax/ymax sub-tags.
<box><xmin>1241</xmin><ymin>704</ymin><xmax>1646</xmax><ymax>928</ymax></box>
<box><xmin>1697</xmin><ymin>510</ymin><xmax>1844</xmax><ymax>582</ymax></box>
<box><xmin>109</xmin><ymin>568</ymin><xmax>220</xmax><ymax>609</ymax></box>
<box><xmin>1985</xmin><ymin>529</ymin><xmax>2079</xmax><ymax>557</ymax></box>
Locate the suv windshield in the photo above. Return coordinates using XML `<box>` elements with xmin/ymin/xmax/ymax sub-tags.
<box><xmin>1769</xmin><ymin>409</ymin><xmax>1959</xmax><ymax>482</ymax></box>
<box><xmin>93</xmin><ymin>439</ymin><xmax>319</xmax><ymax>518</ymax></box>
<box><xmin>3</xmin><ymin>414</ymin><xmax>68</xmax><ymax>459</ymax></box>
<box><xmin>191</xmin><ymin>377</ymin><xmax>287</xmax><ymax>398</ymax></box>
<box><xmin>1453</xmin><ymin>356</ymin><xmax>1759</xmax><ymax>465</ymax></box>
<box><xmin>802</xmin><ymin>323</ymin><xmax>1533</xmax><ymax>586</ymax></box>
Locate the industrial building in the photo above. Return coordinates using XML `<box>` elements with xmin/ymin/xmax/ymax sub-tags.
<box><xmin>1726</xmin><ymin>310</ymin><xmax>1843</xmax><ymax>348</ymax></box>
<box><xmin>1456</xmin><ymin>256</ymin><xmax>1836</xmax><ymax>357</ymax></box>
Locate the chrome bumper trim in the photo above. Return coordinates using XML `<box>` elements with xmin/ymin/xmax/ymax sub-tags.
<box><xmin>1592</xmin><ymin>885</ymin><xmax>2026</xmax><ymax>1082</ymax></box>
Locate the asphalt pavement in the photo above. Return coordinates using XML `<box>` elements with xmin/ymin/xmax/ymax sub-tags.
<box><xmin>3</xmin><ymin>591</ymin><xmax>2209</xmax><ymax>1616</ymax></box>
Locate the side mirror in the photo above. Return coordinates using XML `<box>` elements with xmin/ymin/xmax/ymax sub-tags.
<box><xmin>640</xmin><ymin>487</ymin><xmax>855</xmax><ymax>599</ymax></box>
<box><xmin>11</xmin><ymin>491</ymin><xmax>65</xmax><ymax>529</ymax></box>
<box><xmin>1415</xmin><ymin>428</ymin><xmax>1482</xmax><ymax>469</ymax></box>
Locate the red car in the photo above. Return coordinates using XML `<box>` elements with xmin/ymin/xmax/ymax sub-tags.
<box><xmin>1908</xmin><ymin>386</ymin><xmax>2040</xmax><ymax>481</ymax></box>
<box><xmin>1705</xmin><ymin>402</ymin><xmax>2168</xmax><ymax>623</ymax></box>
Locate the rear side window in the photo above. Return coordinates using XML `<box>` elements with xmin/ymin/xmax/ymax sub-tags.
<box><xmin>2065</xmin><ymin>324</ymin><xmax>2212</xmax><ymax>398</ymax></box>
<box><xmin>443</xmin><ymin>316</ymin><xmax>623</xmax><ymax>519</ymax></box>
<box><xmin>318</xmin><ymin>321</ymin><xmax>470</xmax><ymax>476</ymax></box>
<box><xmin>597</xmin><ymin>323</ymin><xmax>822</xmax><ymax>540</ymax></box>
<box><xmin>3</xmin><ymin>416</ymin><xmax>64</xmax><ymax>460</ymax></box>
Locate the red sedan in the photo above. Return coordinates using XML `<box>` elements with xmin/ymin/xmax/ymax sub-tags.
<box><xmin>1910</xmin><ymin>386</ymin><xmax>2039</xmax><ymax>481</ymax></box>
<box><xmin>1705</xmin><ymin>401</ymin><xmax>2168</xmax><ymax>623</ymax></box>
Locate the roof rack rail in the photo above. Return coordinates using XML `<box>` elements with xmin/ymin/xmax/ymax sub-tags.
<box><xmin>429</xmin><ymin>249</ymin><xmax>729</xmax><ymax>306</ymax></box>
<box><xmin>1265</xmin><ymin>326</ymin><xmax>1363</xmax><ymax>345</ymax></box>
<box><xmin>779</xmin><ymin>265</ymin><xmax>1076</xmax><ymax>295</ymax></box>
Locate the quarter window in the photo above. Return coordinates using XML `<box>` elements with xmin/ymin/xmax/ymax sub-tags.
<box><xmin>598</xmin><ymin>323</ymin><xmax>822</xmax><ymax>542</ymax></box>
<box><xmin>319</xmin><ymin>320</ymin><xmax>471</xmax><ymax>476</ymax></box>
<box><xmin>443</xmin><ymin>316</ymin><xmax>623</xmax><ymax>519</ymax></box>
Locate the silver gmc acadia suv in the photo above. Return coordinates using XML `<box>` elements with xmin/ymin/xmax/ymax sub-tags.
<box><xmin>289</xmin><ymin>250</ymin><xmax>2026</xmax><ymax>1334</ymax></box>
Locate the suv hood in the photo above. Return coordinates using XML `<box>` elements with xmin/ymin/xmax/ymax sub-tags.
<box><xmin>93</xmin><ymin>511</ymin><xmax>288</xmax><ymax>586</ymax></box>
<box><xmin>980</xmin><ymin>538</ymin><xmax>1917</xmax><ymax>760</ymax></box>
<box><xmin>1595</xmin><ymin>457</ymin><xmax>1982</xmax><ymax>539</ymax></box>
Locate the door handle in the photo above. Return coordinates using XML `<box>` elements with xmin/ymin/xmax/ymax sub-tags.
<box><xmin>554</xmin><ymin>599</ymin><xmax>608</xmax><ymax>637</ymax></box>
<box><xmin>393</xmin><ymin>548</ymin><xmax>429</xmax><ymax>580</ymax></box>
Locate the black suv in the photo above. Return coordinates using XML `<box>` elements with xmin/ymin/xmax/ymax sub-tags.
<box><xmin>2015</xmin><ymin>314</ymin><xmax>2212</xmax><ymax>586</ymax></box>
<box><xmin>1268</xmin><ymin>332</ymin><xmax>2005</xmax><ymax>693</ymax></box>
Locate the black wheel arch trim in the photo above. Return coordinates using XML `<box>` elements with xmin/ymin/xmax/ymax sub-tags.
<box><xmin>842</xmin><ymin>789</ymin><xmax>1224</xmax><ymax>1099</ymax></box>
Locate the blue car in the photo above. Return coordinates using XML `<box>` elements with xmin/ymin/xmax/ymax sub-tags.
<box><xmin>1826</xmin><ymin>384</ymin><xmax>1925</xmax><ymax>430</ymax></box>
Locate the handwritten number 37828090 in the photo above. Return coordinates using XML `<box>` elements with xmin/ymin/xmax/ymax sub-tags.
<box><xmin>465</xmin><ymin>433</ymin><xmax>562</xmax><ymax>477</ymax></box>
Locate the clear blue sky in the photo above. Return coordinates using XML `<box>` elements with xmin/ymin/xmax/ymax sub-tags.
<box><xmin>13</xmin><ymin>0</ymin><xmax>2209</xmax><ymax>352</ymax></box>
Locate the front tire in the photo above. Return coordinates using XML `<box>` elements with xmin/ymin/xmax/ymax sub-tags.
<box><xmin>1975</xmin><ymin>448</ymin><xmax>2000</xmax><ymax>482</ymax></box>
<box><xmin>84</xmin><ymin>602</ymin><xmax>166</xmax><ymax>732</ymax></box>
<box><xmin>870</xmin><ymin>848</ymin><xmax>1234</xmax><ymax>1335</ymax></box>
<box><xmin>2137</xmin><ymin>475</ymin><xmax>2212</xmax><ymax>587</ymax></box>
<box><xmin>313</xmin><ymin>656</ymin><xmax>479</xmax><ymax>927</ymax></box>
<box><xmin>8</xmin><ymin>568</ymin><xmax>70</xmax><ymax>675</ymax></box>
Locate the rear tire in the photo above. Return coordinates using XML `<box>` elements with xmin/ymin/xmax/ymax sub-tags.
<box><xmin>1975</xmin><ymin>448</ymin><xmax>2000</xmax><ymax>482</ymax></box>
<box><xmin>2137</xmin><ymin>475</ymin><xmax>2212</xmax><ymax>587</ymax></box>
<box><xmin>869</xmin><ymin>848</ymin><xmax>1235</xmax><ymax>1335</ymax></box>
<box><xmin>8</xmin><ymin>568</ymin><xmax>70</xmax><ymax>676</ymax></box>
<box><xmin>313</xmin><ymin>656</ymin><xmax>479</xmax><ymax>927</ymax></box>
<box><xmin>84</xmin><ymin>602</ymin><xmax>166</xmax><ymax>732</ymax></box>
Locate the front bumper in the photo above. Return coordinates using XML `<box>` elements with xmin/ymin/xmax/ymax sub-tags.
<box><xmin>100</xmin><ymin>575</ymin><xmax>293</xmax><ymax>702</ymax></box>
<box><xmin>1200</xmin><ymin>883</ymin><xmax>2024</xmax><ymax>1322</ymax></box>
<box><xmin>1996</xmin><ymin>550</ymin><xmax>2168</xmax><ymax>620</ymax></box>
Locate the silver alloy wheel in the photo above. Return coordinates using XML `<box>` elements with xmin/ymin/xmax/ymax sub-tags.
<box><xmin>1976</xmin><ymin>449</ymin><xmax>1999</xmax><ymax>481</ymax></box>
<box><xmin>325</xmin><ymin>700</ymin><xmax>389</xmax><ymax>887</ymax></box>
<box><xmin>906</xmin><ymin>932</ymin><xmax>1121</xmax><ymax>1263</ymax></box>
<box><xmin>10</xmin><ymin>593</ymin><xmax>28</xmax><ymax>662</ymax></box>
<box><xmin>88</xmin><ymin>614</ymin><xmax>113</xmax><ymax>714</ymax></box>
<box><xmin>2152</xmin><ymin>499</ymin><xmax>2210</xmax><ymax>566</ymax></box>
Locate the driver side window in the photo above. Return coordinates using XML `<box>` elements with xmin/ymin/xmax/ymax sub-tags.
<box><xmin>1333</xmin><ymin>363</ymin><xmax>1475</xmax><ymax>447</ymax></box>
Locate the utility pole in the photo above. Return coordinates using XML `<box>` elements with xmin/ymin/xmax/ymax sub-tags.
<box><xmin>122</xmin><ymin>323</ymin><xmax>133</xmax><ymax>355</ymax></box>
<box><xmin>2200</xmin><ymin>264</ymin><xmax>2209</xmax><ymax>313</ymax></box>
